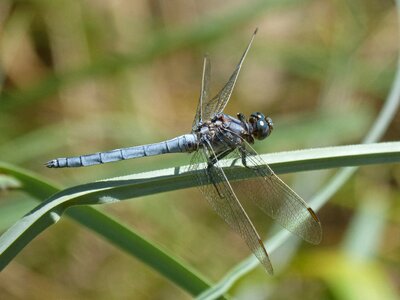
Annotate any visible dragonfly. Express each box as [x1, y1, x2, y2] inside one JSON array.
[[46, 29, 322, 274]]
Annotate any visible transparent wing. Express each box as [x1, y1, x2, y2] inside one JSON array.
[[202, 29, 258, 121], [189, 143, 273, 274], [224, 145, 322, 245], [192, 55, 211, 131]]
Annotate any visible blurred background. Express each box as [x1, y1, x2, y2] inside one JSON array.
[[0, 0, 399, 299]]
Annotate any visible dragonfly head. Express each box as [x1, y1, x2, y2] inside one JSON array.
[[249, 112, 273, 140]]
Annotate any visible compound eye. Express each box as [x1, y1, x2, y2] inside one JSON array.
[[249, 113, 273, 140], [251, 112, 265, 120], [253, 118, 271, 140]]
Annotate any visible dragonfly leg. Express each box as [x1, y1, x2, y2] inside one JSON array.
[[207, 148, 234, 198], [237, 113, 253, 143], [206, 163, 225, 198], [208, 148, 234, 165], [237, 112, 246, 122], [239, 146, 249, 167]]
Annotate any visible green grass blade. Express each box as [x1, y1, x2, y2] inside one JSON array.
[[0, 163, 60, 198], [66, 207, 212, 295], [258, 142, 400, 174], [1, 142, 399, 273], [0, 162, 212, 296]]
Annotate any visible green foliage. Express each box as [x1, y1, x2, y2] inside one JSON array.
[[0, 0, 399, 299], [0, 163, 211, 296], [1, 143, 399, 297]]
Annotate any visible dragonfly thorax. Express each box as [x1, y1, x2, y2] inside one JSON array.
[[194, 114, 247, 148]]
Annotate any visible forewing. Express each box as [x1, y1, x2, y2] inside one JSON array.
[[224, 146, 322, 245], [192, 55, 211, 131], [189, 146, 273, 274], [203, 29, 258, 121]]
